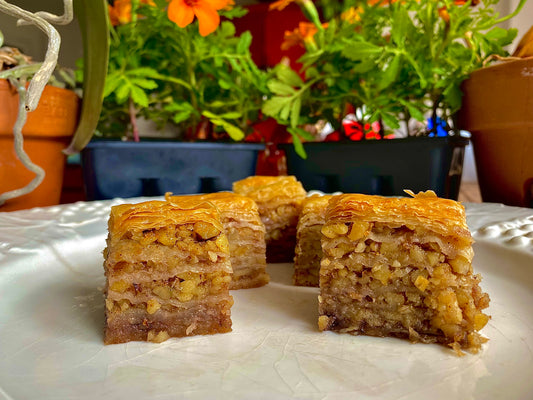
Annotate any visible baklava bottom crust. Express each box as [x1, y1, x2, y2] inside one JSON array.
[[104, 298, 233, 345]]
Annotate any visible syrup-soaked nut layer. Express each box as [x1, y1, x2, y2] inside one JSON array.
[[105, 291, 233, 314], [125, 224, 225, 249], [294, 224, 323, 287], [229, 268, 270, 290], [320, 194, 490, 352], [322, 223, 349, 239], [321, 227, 472, 276], [226, 227, 264, 246], [108, 198, 224, 245], [105, 227, 231, 278], [109, 271, 232, 303], [194, 221, 221, 240]]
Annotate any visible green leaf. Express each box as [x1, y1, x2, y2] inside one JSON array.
[[290, 96, 301, 128], [279, 100, 292, 121], [351, 59, 377, 73], [484, 27, 509, 41], [130, 78, 158, 90], [289, 126, 314, 141], [115, 83, 131, 104], [172, 109, 193, 124], [103, 73, 122, 97], [377, 54, 401, 91], [130, 85, 149, 107], [341, 40, 383, 61], [207, 118, 245, 141], [237, 31, 252, 53], [443, 83, 463, 113], [262, 96, 290, 117], [391, 7, 410, 47], [219, 111, 242, 119], [403, 102, 425, 122], [128, 67, 162, 79], [218, 79, 232, 90], [380, 112, 400, 130], [201, 110, 219, 119], [267, 80, 295, 96], [287, 128, 307, 159], [276, 64, 304, 87]]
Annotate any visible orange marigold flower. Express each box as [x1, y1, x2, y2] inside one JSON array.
[[167, 0, 233, 37], [341, 7, 363, 24], [108, 0, 132, 26], [269, 0, 298, 11], [440, 0, 479, 23], [281, 21, 328, 50], [108, 0, 155, 26]]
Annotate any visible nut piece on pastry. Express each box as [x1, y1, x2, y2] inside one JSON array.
[[170, 192, 269, 290], [293, 194, 333, 287], [103, 197, 233, 344], [233, 176, 306, 263], [318, 192, 490, 354]]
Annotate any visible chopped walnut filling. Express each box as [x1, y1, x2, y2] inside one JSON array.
[[319, 220, 490, 352], [109, 270, 232, 303]]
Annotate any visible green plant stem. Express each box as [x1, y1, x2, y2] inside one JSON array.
[[493, 0, 528, 25], [0, 63, 41, 79], [129, 97, 140, 141]]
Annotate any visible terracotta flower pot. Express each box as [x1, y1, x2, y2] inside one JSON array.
[[457, 58, 533, 208], [0, 79, 80, 212]]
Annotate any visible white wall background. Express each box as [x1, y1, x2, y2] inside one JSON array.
[[0, 0, 82, 68], [495, 0, 533, 48]]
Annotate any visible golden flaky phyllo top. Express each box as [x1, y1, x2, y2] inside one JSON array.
[[232, 176, 306, 203], [109, 196, 223, 240], [184, 192, 259, 214], [169, 192, 263, 226], [326, 191, 471, 239], [301, 194, 333, 215]]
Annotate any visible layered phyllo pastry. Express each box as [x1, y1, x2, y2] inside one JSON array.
[[318, 191, 490, 353], [173, 192, 269, 290], [293, 194, 333, 287], [103, 197, 233, 344], [233, 176, 306, 263]]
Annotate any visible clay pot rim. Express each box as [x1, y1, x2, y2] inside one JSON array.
[[0, 77, 78, 99]]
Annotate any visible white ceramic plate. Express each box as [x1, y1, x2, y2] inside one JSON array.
[[0, 200, 532, 400]]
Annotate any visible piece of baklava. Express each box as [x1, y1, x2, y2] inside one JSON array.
[[233, 176, 306, 263], [103, 197, 233, 344], [171, 192, 269, 290], [318, 191, 490, 353], [293, 194, 333, 287]]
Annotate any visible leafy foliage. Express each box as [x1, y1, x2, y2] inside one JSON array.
[[264, 0, 524, 139], [98, 0, 270, 141]]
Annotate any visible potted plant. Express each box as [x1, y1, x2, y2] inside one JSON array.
[[457, 26, 533, 208], [0, 0, 108, 211], [262, 0, 526, 199], [70, 0, 271, 200]]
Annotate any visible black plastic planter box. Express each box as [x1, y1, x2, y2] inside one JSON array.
[[280, 136, 469, 200], [81, 141, 265, 200]]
